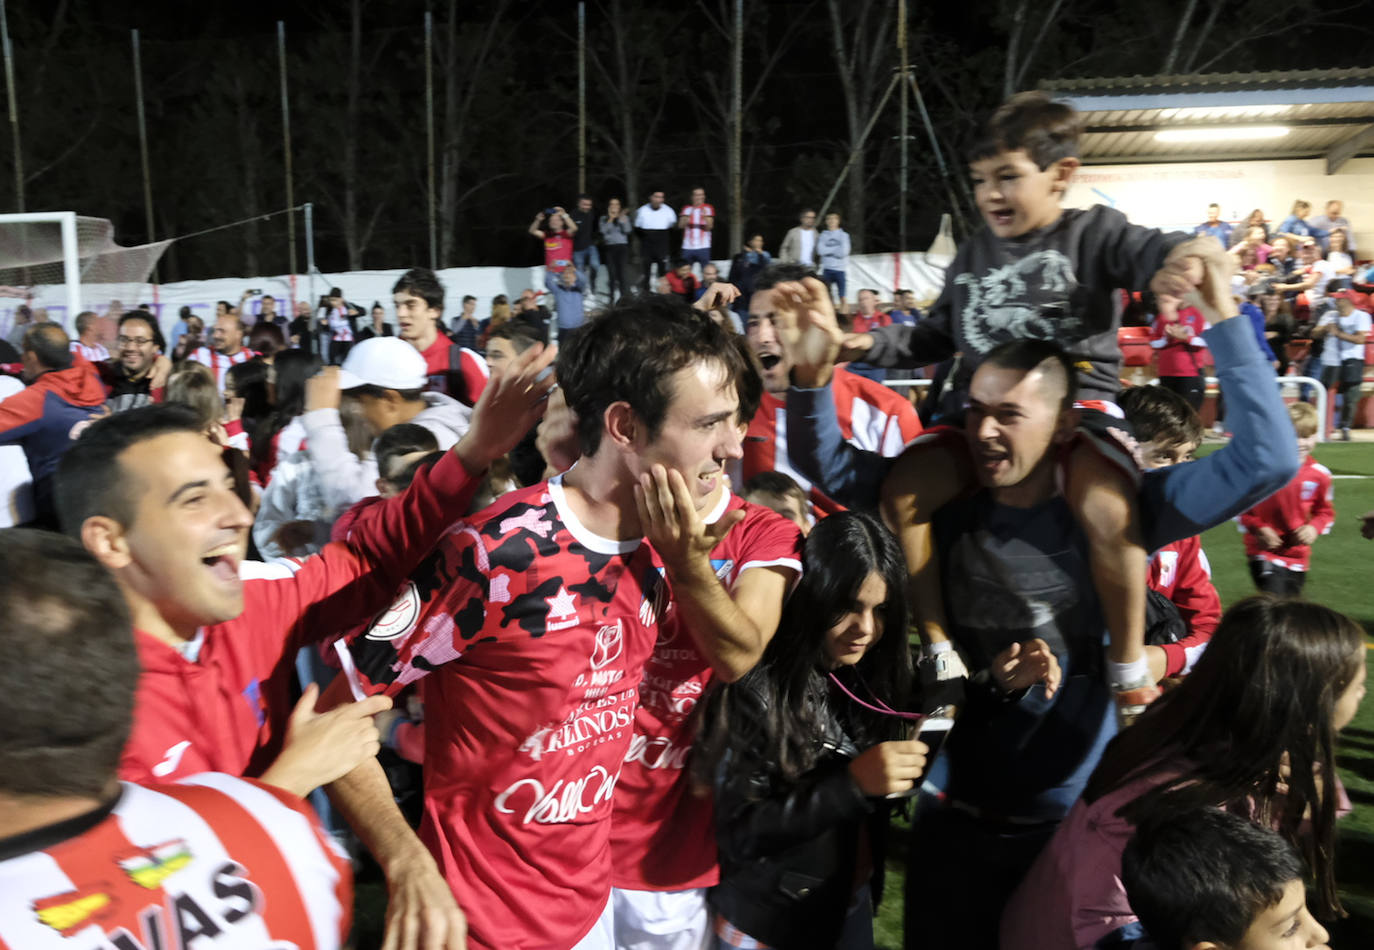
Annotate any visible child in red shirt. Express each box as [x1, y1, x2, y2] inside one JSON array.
[[1239, 401, 1334, 596]]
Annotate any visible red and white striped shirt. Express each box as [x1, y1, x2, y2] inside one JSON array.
[[0, 775, 351, 950], [69, 340, 110, 363], [188, 347, 256, 395], [680, 203, 715, 250]]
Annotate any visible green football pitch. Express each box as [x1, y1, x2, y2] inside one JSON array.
[[876, 440, 1374, 948]]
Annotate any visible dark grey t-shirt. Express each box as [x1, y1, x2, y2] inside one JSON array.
[[865, 205, 1190, 402]]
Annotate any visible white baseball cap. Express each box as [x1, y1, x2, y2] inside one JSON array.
[[337, 337, 428, 391]]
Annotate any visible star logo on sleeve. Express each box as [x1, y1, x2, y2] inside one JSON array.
[[546, 584, 580, 632]]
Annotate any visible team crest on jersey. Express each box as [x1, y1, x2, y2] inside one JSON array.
[[366, 582, 422, 641], [1300, 480, 1318, 501], [590, 622, 624, 670], [1155, 550, 1179, 589]]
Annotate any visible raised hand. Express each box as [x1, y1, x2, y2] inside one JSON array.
[[454, 342, 558, 474], [768, 277, 845, 387]]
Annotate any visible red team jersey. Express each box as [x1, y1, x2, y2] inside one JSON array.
[[680, 204, 715, 250], [336, 475, 669, 950], [418, 336, 489, 407], [118, 449, 481, 784], [610, 494, 803, 892], [1239, 454, 1334, 572], [0, 775, 350, 950], [1147, 535, 1221, 677], [743, 366, 922, 499]]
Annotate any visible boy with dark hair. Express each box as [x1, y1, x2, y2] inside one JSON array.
[[1239, 401, 1333, 597], [1122, 808, 1329, 950], [0, 529, 354, 950], [485, 320, 544, 374], [836, 89, 1227, 722], [742, 469, 811, 534], [1118, 385, 1220, 681], [392, 266, 489, 406]]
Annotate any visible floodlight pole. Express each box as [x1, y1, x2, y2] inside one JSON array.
[[132, 30, 157, 284], [304, 201, 316, 313], [0, 0, 23, 212], [425, 10, 437, 270], [278, 21, 298, 288], [729, 0, 743, 252], [577, 2, 586, 194], [897, 0, 908, 253]]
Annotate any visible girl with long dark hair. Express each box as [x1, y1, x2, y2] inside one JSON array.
[[699, 510, 921, 950], [1001, 596, 1367, 949], [250, 348, 322, 485]]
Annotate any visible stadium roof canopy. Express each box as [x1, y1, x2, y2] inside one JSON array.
[[1040, 68, 1374, 172]]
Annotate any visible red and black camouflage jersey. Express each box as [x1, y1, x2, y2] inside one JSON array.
[[333, 474, 664, 950]]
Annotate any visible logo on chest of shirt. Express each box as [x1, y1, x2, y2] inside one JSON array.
[[546, 584, 580, 632], [639, 565, 671, 629], [590, 621, 624, 669], [957, 250, 1083, 354], [1155, 550, 1179, 589], [366, 582, 422, 641]]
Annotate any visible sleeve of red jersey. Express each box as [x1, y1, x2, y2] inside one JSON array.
[[0, 384, 42, 441], [329, 524, 489, 700], [1148, 315, 1169, 347], [241, 448, 481, 664], [1238, 503, 1266, 533], [1159, 544, 1221, 678], [1309, 467, 1335, 536], [733, 504, 804, 579]]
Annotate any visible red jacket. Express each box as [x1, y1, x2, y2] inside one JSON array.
[[1147, 534, 1221, 677], [0, 354, 105, 483], [1149, 306, 1209, 377], [1238, 455, 1334, 572], [120, 449, 481, 783]]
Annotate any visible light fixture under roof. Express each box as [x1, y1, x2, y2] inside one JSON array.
[[1155, 126, 1291, 143]]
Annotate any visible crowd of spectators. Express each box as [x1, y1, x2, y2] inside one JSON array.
[[1, 88, 1373, 950]]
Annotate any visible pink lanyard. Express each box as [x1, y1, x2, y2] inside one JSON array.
[[827, 671, 922, 721]]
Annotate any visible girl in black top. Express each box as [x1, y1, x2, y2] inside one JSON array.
[[698, 510, 922, 950]]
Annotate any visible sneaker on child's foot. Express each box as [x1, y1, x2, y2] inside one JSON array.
[[1113, 676, 1162, 728], [1341, 427, 1352, 441]]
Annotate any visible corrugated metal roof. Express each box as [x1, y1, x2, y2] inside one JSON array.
[[1042, 68, 1374, 94], [1037, 69, 1374, 165]]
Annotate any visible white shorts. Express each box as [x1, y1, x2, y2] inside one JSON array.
[[571, 893, 616, 950], [612, 886, 711, 950]]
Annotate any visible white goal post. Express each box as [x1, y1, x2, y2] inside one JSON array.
[[0, 211, 81, 330]]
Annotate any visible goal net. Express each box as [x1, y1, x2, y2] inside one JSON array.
[[0, 213, 171, 345]]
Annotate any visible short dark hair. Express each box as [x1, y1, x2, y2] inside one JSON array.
[[23, 321, 73, 370], [375, 423, 440, 480], [558, 294, 750, 456], [969, 90, 1082, 170], [392, 267, 445, 312], [74, 310, 98, 335], [347, 383, 425, 404], [488, 321, 542, 353], [742, 470, 807, 509], [55, 404, 207, 534], [753, 262, 817, 292], [462, 294, 476, 304], [1118, 385, 1203, 452], [248, 321, 285, 358], [119, 310, 165, 351], [0, 529, 138, 797], [1123, 808, 1305, 950], [980, 338, 1076, 410], [389, 449, 445, 493]]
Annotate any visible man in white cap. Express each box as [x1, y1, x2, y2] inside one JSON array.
[[303, 336, 473, 513]]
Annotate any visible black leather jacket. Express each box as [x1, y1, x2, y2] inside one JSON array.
[[709, 673, 890, 949]]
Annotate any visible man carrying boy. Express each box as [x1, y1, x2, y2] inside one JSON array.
[[830, 90, 1224, 720], [1239, 401, 1333, 597]]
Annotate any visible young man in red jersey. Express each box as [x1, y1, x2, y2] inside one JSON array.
[[1239, 401, 1334, 596], [0, 529, 353, 950], [393, 266, 489, 406], [329, 296, 800, 950]]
